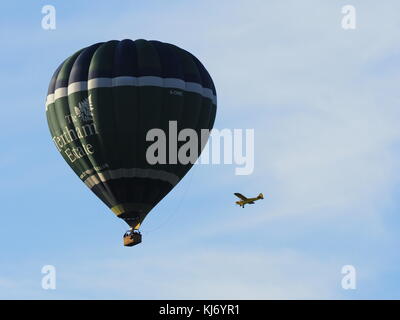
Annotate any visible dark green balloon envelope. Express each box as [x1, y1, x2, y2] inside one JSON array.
[[46, 39, 217, 230]]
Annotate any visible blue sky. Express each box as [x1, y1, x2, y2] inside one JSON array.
[[1, 0, 400, 299]]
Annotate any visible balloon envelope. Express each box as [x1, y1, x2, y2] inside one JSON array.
[[46, 39, 217, 229]]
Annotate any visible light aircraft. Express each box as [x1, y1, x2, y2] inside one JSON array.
[[234, 193, 264, 208]]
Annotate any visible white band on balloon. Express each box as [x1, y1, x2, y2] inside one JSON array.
[[83, 168, 180, 189], [45, 76, 217, 110]]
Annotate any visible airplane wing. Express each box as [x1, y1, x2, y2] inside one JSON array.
[[234, 193, 248, 200]]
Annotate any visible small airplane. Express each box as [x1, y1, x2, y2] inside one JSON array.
[[234, 193, 264, 208]]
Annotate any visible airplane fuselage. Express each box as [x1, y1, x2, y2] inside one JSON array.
[[234, 193, 264, 208], [235, 193, 264, 208], [236, 198, 257, 207]]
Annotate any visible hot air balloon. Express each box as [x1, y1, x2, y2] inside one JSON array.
[[45, 39, 217, 246]]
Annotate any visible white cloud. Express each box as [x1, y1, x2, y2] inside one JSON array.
[[55, 248, 339, 299], [175, 1, 400, 239]]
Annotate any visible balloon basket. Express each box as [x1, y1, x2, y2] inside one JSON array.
[[123, 230, 142, 247]]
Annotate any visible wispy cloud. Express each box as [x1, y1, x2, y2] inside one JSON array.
[[40, 248, 340, 299], [1, 0, 400, 299]]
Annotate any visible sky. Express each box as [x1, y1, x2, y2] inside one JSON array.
[[1, 0, 400, 299]]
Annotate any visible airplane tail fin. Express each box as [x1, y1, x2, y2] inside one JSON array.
[[258, 193, 264, 199]]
